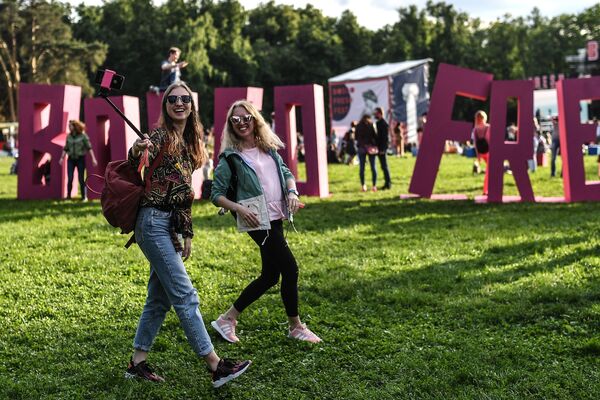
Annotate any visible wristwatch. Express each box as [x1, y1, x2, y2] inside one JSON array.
[[287, 188, 299, 197]]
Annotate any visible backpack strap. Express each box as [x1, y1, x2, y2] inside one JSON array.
[[143, 140, 168, 193], [225, 154, 238, 218]]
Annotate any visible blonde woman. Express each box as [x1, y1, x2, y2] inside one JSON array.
[[210, 100, 322, 344], [471, 110, 490, 195], [126, 83, 251, 387]]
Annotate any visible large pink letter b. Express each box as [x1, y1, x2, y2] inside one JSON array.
[[17, 84, 81, 199], [409, 64, 493, 197], [274, 84, 329, 197], [557, 77, 600, 202]]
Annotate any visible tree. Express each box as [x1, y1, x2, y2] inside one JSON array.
[[0, 0, 107, 122]]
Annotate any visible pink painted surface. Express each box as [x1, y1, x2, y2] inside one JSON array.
[[487, 80, 535, 202], [146, 91, 199, 131], [409, 64, 493, 197], [557, 77, 600, 201], [17, 83, 81, 199], [84, 96, 141, 199], [274, 84, 329, 197], [213, 87, 263, 161], [400, 193, 468, 200]]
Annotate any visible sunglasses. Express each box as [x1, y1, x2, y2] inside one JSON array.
[[166, 95, 192, 104], [230, 114, 254, 125]]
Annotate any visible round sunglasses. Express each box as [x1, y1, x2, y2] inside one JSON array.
[[230, 114, 254, 125], [166, 95, 192, 104]]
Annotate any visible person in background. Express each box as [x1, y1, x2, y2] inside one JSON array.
[[355, 114, 378, 192], [159, 47, 188, 91], [327, 128, 340, 163], [471, 110, 490, 195], [342, 121, 358, 165], [126, 82, 251, 387], [550, 116, 560, 177], [58, 120, 97, 200], [373, 107, 391, 190], [210, 100, 322, 344]]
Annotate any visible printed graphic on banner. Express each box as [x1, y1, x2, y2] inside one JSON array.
[[330, 78, 389, 137], [392, 64, 430, 143]]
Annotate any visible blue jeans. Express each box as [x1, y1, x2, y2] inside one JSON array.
[[67, 157, 86, 199], [358, 151, 377, 186], [377, 152, 391, 186], [133, 207, 214, 357]]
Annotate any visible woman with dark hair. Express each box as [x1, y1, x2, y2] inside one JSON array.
[[209, 100, 322, 344], [58, 120, 97, 200], [355, 114, 378, 192], [125, 82, 251, 387]]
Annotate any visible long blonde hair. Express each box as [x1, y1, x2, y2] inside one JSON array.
[[157, 82, 207, 169], [220, 100, 285, 153]]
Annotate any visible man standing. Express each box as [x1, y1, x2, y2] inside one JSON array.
[[159, 47, 188, 90], [374, 107, 392, 189], [550, 116, 560, 178]]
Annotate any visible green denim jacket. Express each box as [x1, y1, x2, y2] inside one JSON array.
[[210, 147, 295, 217]]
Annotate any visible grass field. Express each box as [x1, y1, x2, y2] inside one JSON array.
[[0, 153, 599, 399]]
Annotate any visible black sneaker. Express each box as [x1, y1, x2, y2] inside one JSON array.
[[211, 358, 251, 388], [124, 358, 165, 382]]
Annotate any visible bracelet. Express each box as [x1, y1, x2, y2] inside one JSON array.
[[287, 188, 299, 197]]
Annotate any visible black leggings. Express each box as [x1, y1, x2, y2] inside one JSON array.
[[233, 219, 299, 317]]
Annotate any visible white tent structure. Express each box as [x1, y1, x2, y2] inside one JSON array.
[[328, 58, 432, 142]]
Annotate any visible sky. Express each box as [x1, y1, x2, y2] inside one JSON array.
[[70, 1, 598, 31]]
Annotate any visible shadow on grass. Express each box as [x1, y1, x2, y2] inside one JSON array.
[[0, 198, 100, 223], [305, 231, 600, 327]]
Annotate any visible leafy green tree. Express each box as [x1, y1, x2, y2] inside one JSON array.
[[0, 0, 106, 122]]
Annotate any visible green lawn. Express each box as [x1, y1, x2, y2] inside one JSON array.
[[0, 154, 599, 399]]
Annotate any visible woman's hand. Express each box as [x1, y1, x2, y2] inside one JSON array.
[[236, 204, 260, 228], [182, 237, 192, 261], [132, 136, 153, 158], [288, 192, 302, 214]]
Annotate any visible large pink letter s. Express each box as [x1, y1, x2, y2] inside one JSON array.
[[274, 84, 329, 197], [409, 64, 493, 197], [17, 84, 81, 199], [487, 80, 535, 202], [557, 76, 600, 202]]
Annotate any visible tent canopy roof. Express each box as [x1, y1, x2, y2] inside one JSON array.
[[328, 58, 432, 83]]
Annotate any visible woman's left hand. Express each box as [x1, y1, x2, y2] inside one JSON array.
[[182, 237, 192, 261], [288, 193, 302, 214]]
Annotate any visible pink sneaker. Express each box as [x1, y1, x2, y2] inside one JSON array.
[[211, 315, 239, 343], [288, 324, 322, 343]]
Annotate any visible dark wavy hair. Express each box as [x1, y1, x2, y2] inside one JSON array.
[[157, 82, 207, 169]]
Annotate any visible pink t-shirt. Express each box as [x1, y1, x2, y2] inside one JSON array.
[[241, 147, 286, 221]]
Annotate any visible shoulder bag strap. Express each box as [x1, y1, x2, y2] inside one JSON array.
[[144, 140, 168, 192]]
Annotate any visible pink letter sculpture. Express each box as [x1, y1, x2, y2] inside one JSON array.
[[409, 64, 493, 197], [486, 80, 535, 202], [17, 83, 81, 199], [557, 76, 600, 202], [274, 84, 329, 197], [84, 96, 141, 199]]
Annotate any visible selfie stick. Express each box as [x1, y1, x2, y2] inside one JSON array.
[[98, 93, 146, 140], [96, 69, 146, 140]]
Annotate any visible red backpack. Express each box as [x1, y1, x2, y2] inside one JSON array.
[[89, 144, 166, 247]]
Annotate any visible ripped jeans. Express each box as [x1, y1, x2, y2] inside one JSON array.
[[132, 207, 213, 357]]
